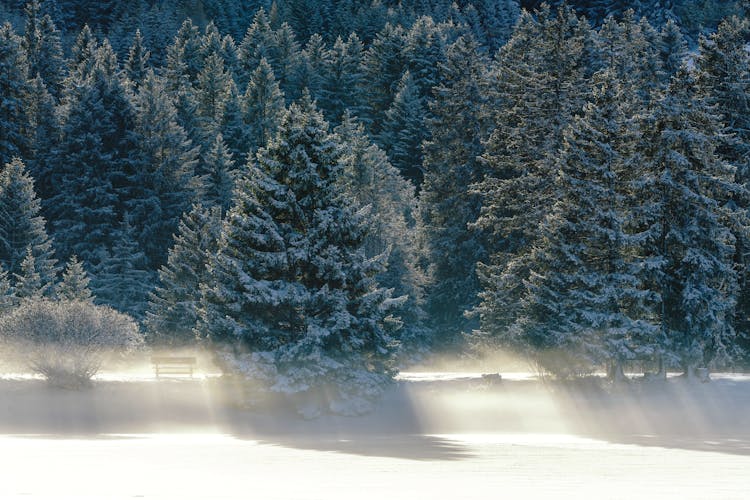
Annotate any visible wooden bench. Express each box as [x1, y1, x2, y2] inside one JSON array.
[[151, 356, 197, 378]]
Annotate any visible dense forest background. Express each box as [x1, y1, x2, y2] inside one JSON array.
[[1, 0, 750, 407]]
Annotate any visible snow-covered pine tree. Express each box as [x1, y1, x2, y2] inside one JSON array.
[[220, 79, 247, 164], [128, 70, 199, 268], [55, 255, 93, 302], [596, 11, 662, 108], [485, 70, 657, 378], [164, 19, 202, 88], [0, 158, 57, 288], [296, 33, 329, 103], [13, 247, 49, 299], [124, 29, 150, 91], [272, 22, 302, 100], [473, 4, 595, 333], [221, 33, 240, 77], [22, 0, 65, 98], [237, 7, 278, 89], [420, 34, 490, 348], [91, 219, 155, 320], [49, 40, 137, 266], [0, 22, 30, 167], [640, 66, 744, 376], [320, 33, 364, 123], [695, 16, 750, 351], [471, 0, 521, 52], [377, 70, 427, 187], [335, 113, 427, 358], [146, 204, 222, 346], [242, 57, 285, 154], [194, 51, 231, 146], [657, 19, 688, 85], [403, 16, 445, 100], [200, 133, 236, 212], [0, 265, 13, 314], [199, 95, 400, 415], [359, 22, 406, 134], [21, 75, 59, 202], [68, 24, 98, 82]]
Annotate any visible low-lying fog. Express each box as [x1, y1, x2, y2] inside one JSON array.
[[0, 354, 748, 499]]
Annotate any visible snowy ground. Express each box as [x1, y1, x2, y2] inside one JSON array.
[[0, 370, 749, 499]]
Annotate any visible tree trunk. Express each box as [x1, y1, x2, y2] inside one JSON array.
[[608, 361, 626, 382]]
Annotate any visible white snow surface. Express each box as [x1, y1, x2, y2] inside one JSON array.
[[0, 371, 749, 499]]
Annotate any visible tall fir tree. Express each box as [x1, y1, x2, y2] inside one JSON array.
[[336, 113, 427, 357], [377, 70, 428, 187], [49, 40, 138, 266], [320, 33, 364, 123], [199, 133, 236, 212], [128, 70, 199, 268], [22, 75, 59, 202], [359, 22, 406, 134], [237, 7, 278, 89], [22, 0, 65, 98], [91, 219, 155, 320], [124, 29, 150, 91], [640, 67, 745, 375], [13, 246, 50, 299], [0, 22, 30, 167], [695, 16, 750, 353], [473, 5, 596, 332], [479, 70, 657, 378], [420, 34, 490, 347], [55, 254, 93, 302], [242, 57, 285, 154], [0, 158, 57, 288], [146, 204, 222, 346], [199, 96, 400, 413]]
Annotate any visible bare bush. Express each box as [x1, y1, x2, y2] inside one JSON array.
[[0, 299, 143, 387]]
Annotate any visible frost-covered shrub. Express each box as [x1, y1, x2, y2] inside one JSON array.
[[0, 299, 143, 387]]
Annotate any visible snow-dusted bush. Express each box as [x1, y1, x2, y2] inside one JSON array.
[[0, 299, 143, 387]]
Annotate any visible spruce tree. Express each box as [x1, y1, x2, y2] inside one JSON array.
[[68, 24, 98, 82], [49, 41, 137, 266], [695, 17, 750, 365], [56, 255, 93, 302], [199, 96, 399, 413], [194, 51, 231, 145], [0, 265, 14, 314], [200, 133, 236, 212], [420, 34, 489, 347], [164, 19, 202, 88], [13, 246, 49, 299], [129, 70, 199, 268], [296, 33, 329, 103], [359, 23, 406, 134], [378, 71, 427, 187], [482, 70, 657, 378], [146, 204, 222, 346], [336, 113, 426, 356], [473, 5, 595, 333], [237, 7, 278, 89], [321, 33, 364, 122], [640, 67, 744, 376], [124, 29, 150, 91], [23, 1, 65, 98], [22, 75, 59, 202], [220, 79, 247, 164], [242, 57, 285, 154], [91, 219, 154, 320], [0, 22, 30, 167], [0, 158, 57, 286]]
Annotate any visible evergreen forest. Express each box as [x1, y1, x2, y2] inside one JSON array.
[[1, 0, 750, 410]]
